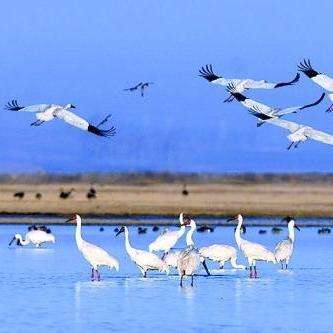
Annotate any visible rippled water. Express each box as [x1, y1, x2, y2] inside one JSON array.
[[1, 221, 332, 332]]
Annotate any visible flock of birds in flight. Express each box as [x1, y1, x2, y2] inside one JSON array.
[[6, 59, 333, 149], [200, 59, 333, 150], [9, 213, 301, 286]]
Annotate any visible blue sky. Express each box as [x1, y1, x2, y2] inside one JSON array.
[[0, 0, 332, 173]]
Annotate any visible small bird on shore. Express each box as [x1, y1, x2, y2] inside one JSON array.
[[66, 214, 119, 281], [227, 214, 276, 278], [59, 188, 75, 199], [5, 100, 116, 137], [199, 64, 299, 102], [275, 216, 300, 270], [13, 191, 25, 199]]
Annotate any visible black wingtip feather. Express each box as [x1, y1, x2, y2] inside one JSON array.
[[198, 64, 220, 82], [88, 125, 116, 137], [226, 83, 247, 101], [5, 99, 24, 111], [298, 59, 319, 78]]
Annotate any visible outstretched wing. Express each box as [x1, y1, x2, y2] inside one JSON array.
[[55, 109, 116, 137], [304, 127, 333, 145], [298, 59, 333, 92], [249, 108, 301, 132], [5, 100, 50, 113], [274, 93, 325, 116], [242, 73, 299, 90], [227, 83, 273, 112]]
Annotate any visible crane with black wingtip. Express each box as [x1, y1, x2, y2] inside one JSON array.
[[199, 64, 300, 102]]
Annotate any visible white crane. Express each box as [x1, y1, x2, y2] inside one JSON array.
[[226, 83, 325, 126], [275, 216, 300, 270], [227, 214, 276, 278], [199, 244, 245, 270], [199, 64, 300, 102], [116, 226, 168, 277], [164, 219, 211, 275], [66, 214, 119, 281], [298, 59, 333, 112], [9, 229, 55, 247], [176, 218, 210, 287], [148, 213, 187, 258], [249, 107, 333, 150], [5, 100, 116, 137]]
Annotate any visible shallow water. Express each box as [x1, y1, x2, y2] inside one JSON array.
[[1, 222, 332, 333]]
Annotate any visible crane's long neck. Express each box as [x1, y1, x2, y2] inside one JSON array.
[[288, 222, 295, 243], [75, 217, 83, 249], [124, 227, 133, 254], [235, 217, 243, 248], [178, 225, 186, 238], [186, 222, 196, 246]]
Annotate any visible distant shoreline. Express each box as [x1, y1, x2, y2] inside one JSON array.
[[1, 174, 333, 218]]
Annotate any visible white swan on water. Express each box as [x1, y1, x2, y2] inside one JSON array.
[[66, 214, 119, 281], [116, 226, 169, 277], [275, 216, 300, 270], [9, 229, 55, 247], [227, 214, 276, 278]]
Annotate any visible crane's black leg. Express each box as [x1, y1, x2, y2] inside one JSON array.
[[249, 266, 253, 278], [325, 103, 333, 112], [191, 275, 194, 287], [202, 260, 211, 276], [31, 120, 45, 126], [91, 268, 95, 281], [180, 272, 184, 287], [254, 266, 258, 278], [287, 142, 294, 150]]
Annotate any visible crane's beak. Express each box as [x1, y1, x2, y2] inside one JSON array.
[[65, 216, 76, 223], [115, 227, 125, 237], [226, 216, 237, 222], [8, 236, 16, 246], [295, 225, 300, 231]]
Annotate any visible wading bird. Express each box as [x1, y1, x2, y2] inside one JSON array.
[[199, 64, 300, 102], [66, 214, 119, 281], [199, 244, 245, 270], [5, 100, 116, 137], [116, 226, 169, 277], [176, 218, 210, 287], [148, 213, 187, 258], [9, 228, 55, 247], [249, 108, 333, 150], [226, 83, 325, 126], [227, 214, 276, 278], [164, 219, 211, 275], [298, 59, 333, 112], [275, 216, 300, 270]]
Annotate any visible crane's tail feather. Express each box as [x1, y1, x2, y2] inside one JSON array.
[[198, 64, 220, 82], [5, 99, 24, 111]]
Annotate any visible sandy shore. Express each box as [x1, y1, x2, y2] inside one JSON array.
[[1, 180, 333, 217]]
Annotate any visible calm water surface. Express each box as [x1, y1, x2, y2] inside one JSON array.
[[0, 220, 332, 333]]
